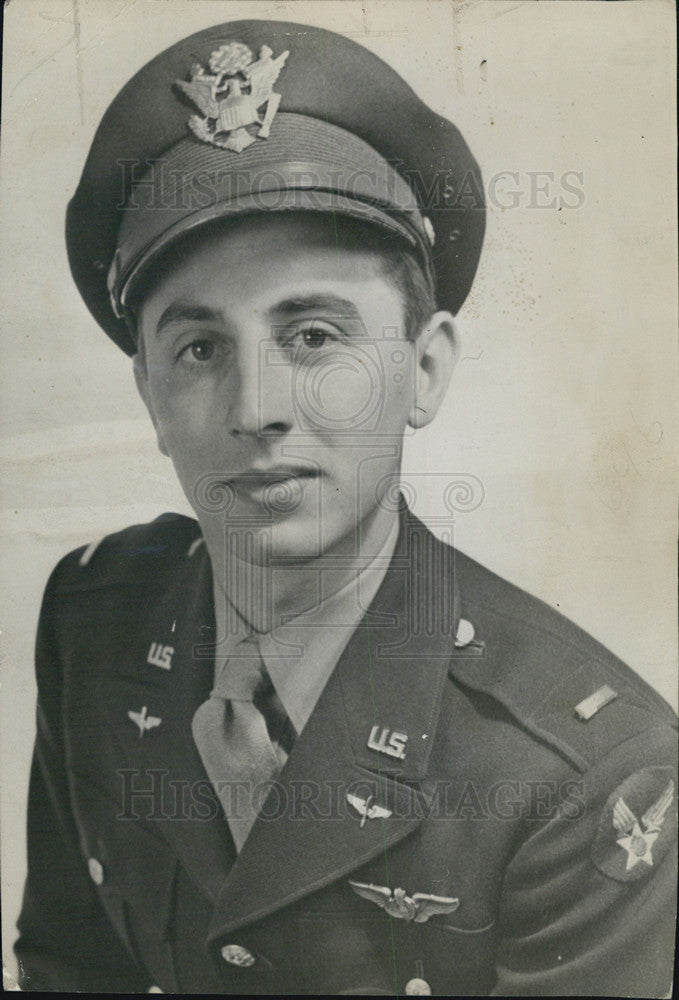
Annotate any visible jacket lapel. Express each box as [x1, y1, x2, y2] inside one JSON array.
[[208, 509, 461, 940], [108, 543, 236, 900]]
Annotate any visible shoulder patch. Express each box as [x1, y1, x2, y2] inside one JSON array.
[[591, 767, 677, 882]]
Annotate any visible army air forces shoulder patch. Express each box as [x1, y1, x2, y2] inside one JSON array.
[[591, 767, 677, 882]]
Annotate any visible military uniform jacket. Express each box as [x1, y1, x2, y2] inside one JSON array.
[[15, 508, 677, 995]]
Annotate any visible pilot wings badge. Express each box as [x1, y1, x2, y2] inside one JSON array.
[[175, 42, 289, 152], [349, 881, 459, 924], [613, 780, 675, 871]]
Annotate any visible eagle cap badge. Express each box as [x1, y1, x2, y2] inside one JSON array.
[[592, 767, 676, 882], [175, 42, 289, 153]]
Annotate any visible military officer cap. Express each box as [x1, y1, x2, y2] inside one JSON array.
[[67, 19, 485, 356]]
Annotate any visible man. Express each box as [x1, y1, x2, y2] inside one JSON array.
[[14, 17, 676, 996]]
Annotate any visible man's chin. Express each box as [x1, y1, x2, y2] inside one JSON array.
[[195, 507, 331, 566], [250, 517, 337, 565], [190, 479, 381, 566]]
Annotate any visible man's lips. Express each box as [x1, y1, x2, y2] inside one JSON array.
[[224, 465, 320, 491]]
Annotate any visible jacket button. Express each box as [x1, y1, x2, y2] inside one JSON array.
[[454, 618, 475, 647], [405, 978, 431, 996], [87, 857, 104, 885], [220, 944, 256, 968]]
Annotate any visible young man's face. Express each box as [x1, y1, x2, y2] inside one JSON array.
[[136, 212, 451, 563]]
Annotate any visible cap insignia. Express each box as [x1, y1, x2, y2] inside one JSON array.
[[175, 42, 289, 153]]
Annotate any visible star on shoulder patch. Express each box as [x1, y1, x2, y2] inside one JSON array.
[[592, 767, 677, 882]]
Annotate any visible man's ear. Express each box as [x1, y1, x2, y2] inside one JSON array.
[[407, 311, 460, 429], [133, 353, 170, 457]]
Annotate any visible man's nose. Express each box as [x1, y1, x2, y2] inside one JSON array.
[[228, 339, 294, 438]]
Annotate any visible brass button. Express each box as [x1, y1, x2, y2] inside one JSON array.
[[405, 978, 431, 996], [87, 857, 104, 885], [454, 617, 475, 648], [220, 943, 255, 968]]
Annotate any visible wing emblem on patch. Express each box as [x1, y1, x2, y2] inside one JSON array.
[[613, 780, 674, 870], [591, 767, 677, 882]]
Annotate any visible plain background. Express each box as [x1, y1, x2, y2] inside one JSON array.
[[1, 0, 677, 986]]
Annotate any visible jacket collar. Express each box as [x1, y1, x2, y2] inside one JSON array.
[[110, 504, 462, 926], [207, 504, 461, 940]]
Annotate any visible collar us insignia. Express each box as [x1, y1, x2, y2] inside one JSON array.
[[175, 42, 289, 153], [591, 768, 676, 882]]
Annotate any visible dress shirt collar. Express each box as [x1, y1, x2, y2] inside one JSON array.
[[212, 515, 400, 734]]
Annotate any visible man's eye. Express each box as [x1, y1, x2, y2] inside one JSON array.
[[178, 339, 215, 362], [292, 324, 341, 349]]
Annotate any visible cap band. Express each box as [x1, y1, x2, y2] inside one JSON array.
[[107, 113, 435, 317]]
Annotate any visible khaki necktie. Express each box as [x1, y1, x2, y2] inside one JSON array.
[[192, 636, 292, 851]]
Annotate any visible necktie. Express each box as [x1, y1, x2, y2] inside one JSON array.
[[191, 636, 292, 851]]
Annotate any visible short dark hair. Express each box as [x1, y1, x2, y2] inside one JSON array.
[[377, 245, 437, 342], [328, 215, 437, 342], [130, 212, 436, 361]]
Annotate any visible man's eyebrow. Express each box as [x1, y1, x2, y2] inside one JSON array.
[[155, 302, 224, 337], [268, 294, 362, 321]]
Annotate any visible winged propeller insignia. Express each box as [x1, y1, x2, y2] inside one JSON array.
[[349, 881, 459, 923], [127, 705, 162, 738], [346, 793, 392, 828]]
